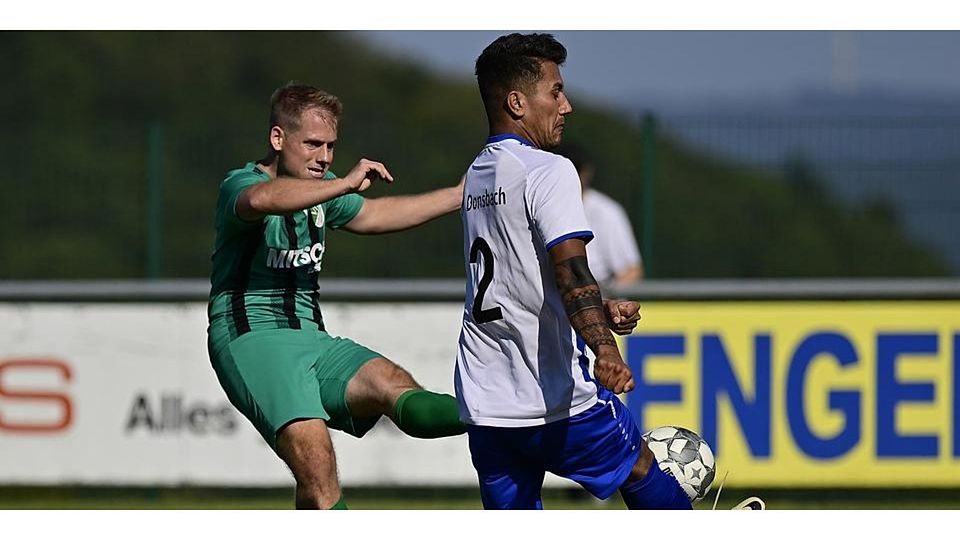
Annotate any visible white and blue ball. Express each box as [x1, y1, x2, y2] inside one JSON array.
[[642, 425, 716, 503]]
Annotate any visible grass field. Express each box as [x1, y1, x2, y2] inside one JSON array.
[[2, 487, 960, 510]]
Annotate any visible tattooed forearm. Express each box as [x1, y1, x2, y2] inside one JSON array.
[[555, 256, 617, 351], [571, 317, 617, 348]]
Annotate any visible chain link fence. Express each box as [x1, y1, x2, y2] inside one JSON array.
[[658, 115, 960, 271]]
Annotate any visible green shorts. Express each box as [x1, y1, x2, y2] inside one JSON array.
[[208, 328, 383, 450]]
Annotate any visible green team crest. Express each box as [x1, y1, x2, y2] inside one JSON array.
[[309, 205, 325, 228]]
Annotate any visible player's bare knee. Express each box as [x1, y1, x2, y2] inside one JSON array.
[[349, 357, 421, 414], [370, 357, 419, 388], [276, 419, 338, 481], [278, 424, 341, 509], [625, 440, 656, 483], [380, 359, 419, 392]]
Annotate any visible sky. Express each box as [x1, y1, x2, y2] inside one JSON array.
[[10, 3, 960, 112], [360, 30, 960, 270], [360, 31, 960, 111]]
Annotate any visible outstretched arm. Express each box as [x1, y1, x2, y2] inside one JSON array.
[[342, 175, 464, 235], [549, 238, 635, 394], [236, 159, 392, 221]]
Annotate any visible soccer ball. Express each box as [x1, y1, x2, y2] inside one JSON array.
[[642, 425, 716, 503]]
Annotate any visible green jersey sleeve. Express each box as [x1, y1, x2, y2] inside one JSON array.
[[321, 170, 365, 229], [218, 166, 268, 232]]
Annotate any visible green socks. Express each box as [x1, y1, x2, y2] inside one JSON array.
[[393, 389, 466, 438], [329, 496, 348, 510]]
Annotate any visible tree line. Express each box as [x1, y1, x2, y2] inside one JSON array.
[[0, 31, 947, 279]]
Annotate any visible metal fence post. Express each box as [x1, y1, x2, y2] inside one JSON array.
[[640, 113, 657, 278], [146, 123, 164, 279]]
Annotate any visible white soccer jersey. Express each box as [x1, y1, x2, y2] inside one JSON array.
[[583, 188, 643, 284], [456, 135, 600, 427]]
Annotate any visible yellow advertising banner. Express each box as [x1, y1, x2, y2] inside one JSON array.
[[623, 301, 960, 487]]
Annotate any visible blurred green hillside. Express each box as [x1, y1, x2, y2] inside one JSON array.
[[0, 31, 949, 279]]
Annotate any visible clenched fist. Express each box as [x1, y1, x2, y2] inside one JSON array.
[[604, 299, 641, 335], [593, 349, 635, 394]]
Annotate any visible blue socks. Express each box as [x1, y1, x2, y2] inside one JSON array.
[[619, 458, 693, 510]]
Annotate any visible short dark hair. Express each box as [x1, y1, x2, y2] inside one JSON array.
[[557, 143, 591, 173], [475, 33, 567, 111], [269, 82, 343, 132]]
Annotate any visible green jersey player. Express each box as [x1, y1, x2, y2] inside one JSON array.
[[207, 83, 465, 509]]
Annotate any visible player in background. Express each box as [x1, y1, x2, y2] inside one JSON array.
[[558, 143, 644, 285], [208, 83, 465, 510], [456, 33, 692, 510]]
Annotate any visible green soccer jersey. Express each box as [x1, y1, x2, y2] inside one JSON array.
[[208, 162, 363, 341]]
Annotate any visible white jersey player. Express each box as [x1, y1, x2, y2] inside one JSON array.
[[456, 134, 600, 426], [456, 33, 693, 510]]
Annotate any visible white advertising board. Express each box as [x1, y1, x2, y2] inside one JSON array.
[[0, 302, 580, 488]]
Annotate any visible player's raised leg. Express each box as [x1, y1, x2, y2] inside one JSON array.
[[543, 389, 691, 510], [276, 418, 347, 510], [618, 442, 692, 510], [345, 357, 465, 438]]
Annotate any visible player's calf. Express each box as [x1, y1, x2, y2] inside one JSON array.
[[276, 418, 344, 509], [393, 388, 466, 438], [619, 443, 692, 510], [346, 357, 465, 438], [345, 357, 419, 417]]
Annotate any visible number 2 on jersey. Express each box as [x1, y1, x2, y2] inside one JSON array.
[[469, 237, 504, 323]]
